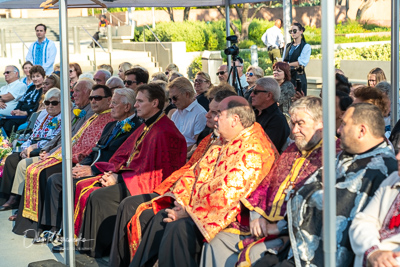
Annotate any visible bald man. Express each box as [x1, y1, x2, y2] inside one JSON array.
[[130, 96, 278, 267]]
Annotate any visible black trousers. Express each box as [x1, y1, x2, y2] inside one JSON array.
[[78, 182, 131, 258], [0, 118, 27, 136], [40, 173, 97, 232], [109, 193, 159, 267], [253, 240, 294, 267], [130, 210, 204, 267], [0, 152, 21, 203], [12, 162, 62, 236]]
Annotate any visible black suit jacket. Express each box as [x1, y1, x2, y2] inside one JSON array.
[[78, 116, 142, 175]]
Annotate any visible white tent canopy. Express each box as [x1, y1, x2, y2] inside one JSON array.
[[0, 0, 266, 8]]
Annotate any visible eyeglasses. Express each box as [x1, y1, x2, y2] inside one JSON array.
[[124, 80, 138, 86], [216, 71, 227, 76], [246, 72, 254, 77], [368, 79, 376, 82], [44, 100, 60, 106], [3, 71, 14, 75], [289, 29, 298, 34], [89, 95, 109, 101], [252, 90, 269, 95], [194, 79, 207, 84], [169, 95, 179, 102]]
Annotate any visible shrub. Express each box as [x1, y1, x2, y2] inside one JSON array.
[[187, 56, 202, 79], [311, 44, 391, 68]]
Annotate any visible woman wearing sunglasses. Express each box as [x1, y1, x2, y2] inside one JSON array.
[[244, 66, 264, 101], [0, 88, 62, 214], [273, 62, 295, 114], [282, 22, 311, 95]]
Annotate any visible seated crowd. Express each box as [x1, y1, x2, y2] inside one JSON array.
[[0, 54, 399, 267]]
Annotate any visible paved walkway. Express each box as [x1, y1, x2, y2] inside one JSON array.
[[0, 207, 110, 266], [0, 208, 61, 266]]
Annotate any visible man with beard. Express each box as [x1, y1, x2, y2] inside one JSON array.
[[200, 96, 341, 267], [253, 103, 397, 267]]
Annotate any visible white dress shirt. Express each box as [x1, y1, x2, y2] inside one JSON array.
[[0, 79, 27, 116], [171, 99, 207, 147], [261, 25, 284, 49]]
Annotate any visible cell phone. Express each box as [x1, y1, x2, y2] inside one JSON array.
[[296, 79, 302, 93]]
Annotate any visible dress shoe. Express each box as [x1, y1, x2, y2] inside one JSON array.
[[0, 205, 13, 211], [52, 245, 64, 253]]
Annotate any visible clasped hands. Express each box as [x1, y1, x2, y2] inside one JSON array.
[[72, 163, 93, 179], [98, 171, 118, 187], [163, 201, 189, 223], [20, 144, 37, 159], [250, 217, 279, 238], [368, 250, 400, 267]]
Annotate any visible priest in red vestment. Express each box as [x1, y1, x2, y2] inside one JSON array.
[[200, 96, 342, 267], [129, 96, 278, 267], [75, 83, 187, 257]]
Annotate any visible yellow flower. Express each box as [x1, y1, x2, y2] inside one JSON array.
[[73, 109, 82, 117], [122, 123, 132, 132]]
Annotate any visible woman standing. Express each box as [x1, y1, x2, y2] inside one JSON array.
[[194, 71, 212, 111], [21, 61, 33, 87], [273, 62, 295, 114], [283, 22, 311, 95], [243, 66, 264, 101]]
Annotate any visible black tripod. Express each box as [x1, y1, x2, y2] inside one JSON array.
[[226, 57, 245, 97]]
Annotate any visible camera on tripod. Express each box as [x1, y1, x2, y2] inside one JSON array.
[[224, 35, 240, 60]]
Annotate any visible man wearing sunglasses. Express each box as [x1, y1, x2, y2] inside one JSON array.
[[12, 84, 115, 236], [168, 77, 207, 152], [250, 77, 290, 153], [0, 65, 27, 116], [216, 65, 229, 83], [261, 19, 284, 64], [124, 67, 149, 92]]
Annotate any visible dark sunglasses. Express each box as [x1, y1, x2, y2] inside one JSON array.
[[246, 72, 254, 77], [165, 71, 169, 76], [44, 100, 60, 106], [3, 71, 13, 75], [69, 70, 74, 73], [216, 71, 226, 76], [169, 95, 179, 102], [194, 79, 206, 84], [89, 95, 109, 101], [252, 90, 269, 95], [289, 29, 298, 34], [124, 80, 138, 86]]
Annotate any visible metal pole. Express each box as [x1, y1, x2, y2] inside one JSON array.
[[152, 7, 156, 29], [73, 26, 81, 54], [283, 0, 293, 45], [391, 0, 399, 127], [321, 0, 336, 266], [107, 24, 113, 53], [1, 29, 6, 57], [59, 0, 74, 266], [93, 40, 97, 71], [225, 0, 231, 84], [8, 30, 12, 58]]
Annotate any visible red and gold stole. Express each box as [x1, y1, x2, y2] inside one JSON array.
[[126, 133, 215, 260], [22, 110, 112, 222]]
